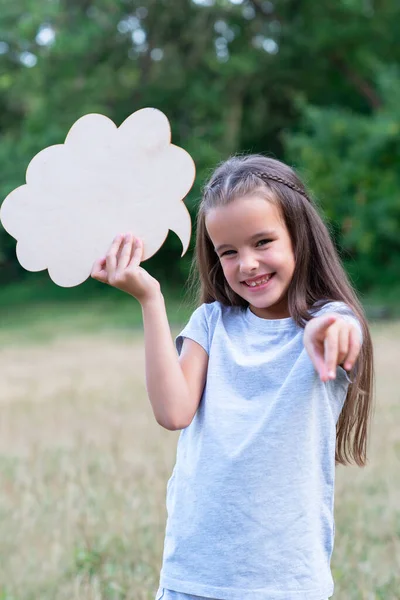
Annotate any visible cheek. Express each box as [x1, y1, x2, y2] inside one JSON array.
[[285, 256, 296, 284], [274, 242, 295, 271], [287, 248, 296, 272], [221, 261, 235, 282]]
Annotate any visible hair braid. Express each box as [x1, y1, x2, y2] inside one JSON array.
[[253, 171, 311, 202]]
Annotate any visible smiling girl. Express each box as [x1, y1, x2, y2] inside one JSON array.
[[92, 154, 374, 600]]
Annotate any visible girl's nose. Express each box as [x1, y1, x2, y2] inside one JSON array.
[[239, 252, 259, 274]]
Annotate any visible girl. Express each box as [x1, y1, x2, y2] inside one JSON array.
[[91, 155, 374, 600]]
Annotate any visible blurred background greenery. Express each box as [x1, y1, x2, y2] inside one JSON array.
[[0, 0, 399, 322]]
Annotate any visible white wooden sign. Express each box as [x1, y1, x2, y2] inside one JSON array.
[[0, 108, 195, 287]]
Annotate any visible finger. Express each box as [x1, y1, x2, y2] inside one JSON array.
[[337, 325, 350, 366], [313, 314, 338, 342], [324, 326, 339, 380], [106, 234, 124, 278], [128, 237, 144, 269], [117, 233, 134, 272], [309, 344, 329, 382], [91, 257, 108, 283], [91, 257, 105, 274], [344, 327, 361, 371]]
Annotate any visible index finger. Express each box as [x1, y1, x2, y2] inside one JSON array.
[[116, 233, 135, 272], [106, 233, 124, 276], [128, 237, 144, 269], [324, 328, 339, 380]]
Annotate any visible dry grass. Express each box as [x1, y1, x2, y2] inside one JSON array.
[[0, 332, 178, 600], [333, 323, 400, 599], [0, 323, 399, 599]]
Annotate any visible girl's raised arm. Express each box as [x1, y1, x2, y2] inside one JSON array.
[[142, 298, 208, 429], [91, 233, 207, 430]]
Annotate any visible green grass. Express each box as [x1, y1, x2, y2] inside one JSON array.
[[0, 278, 194, 344]]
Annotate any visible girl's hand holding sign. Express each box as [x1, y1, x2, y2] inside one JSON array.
[[91, 233, 161, 304]]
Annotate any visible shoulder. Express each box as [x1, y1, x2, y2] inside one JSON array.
[[187, 301, 245, 335], [189, 300, 219, 322], [176, 301, 233, 355], [191, 300, 240, 320], [309, 300, 358, 319], [182, 301, 223, 336]]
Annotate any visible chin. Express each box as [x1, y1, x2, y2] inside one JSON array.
[[251, 299, 278, 310], [247, 291, 281, 305]]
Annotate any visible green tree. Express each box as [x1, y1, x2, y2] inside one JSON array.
[[1, 0, 399, 291], [285, 69, 400, 292]]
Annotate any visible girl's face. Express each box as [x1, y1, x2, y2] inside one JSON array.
[[205, 194, 295, 319]]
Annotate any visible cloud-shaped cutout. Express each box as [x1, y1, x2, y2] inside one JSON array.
[[0, 108, 195, 287]]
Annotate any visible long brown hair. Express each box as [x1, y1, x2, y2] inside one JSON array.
[[187, 154, 374, 467]]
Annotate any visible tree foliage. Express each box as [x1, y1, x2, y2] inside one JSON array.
[[285, 69, 400, 292], [0, 0, 399, 291]]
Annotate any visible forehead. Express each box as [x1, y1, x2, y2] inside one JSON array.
[[205, 195, 284, 242]]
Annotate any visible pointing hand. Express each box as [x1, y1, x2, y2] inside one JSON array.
[[303, 314, 361, 382]]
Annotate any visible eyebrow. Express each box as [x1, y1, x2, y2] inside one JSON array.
[[215, 230, 277, 253]]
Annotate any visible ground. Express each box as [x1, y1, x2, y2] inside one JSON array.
[[0, 321, 399, 599]]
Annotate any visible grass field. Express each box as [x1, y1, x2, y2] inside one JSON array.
[[0, 302, 399, 599]]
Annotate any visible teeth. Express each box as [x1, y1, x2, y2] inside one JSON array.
[[246, 275, 272, 287]]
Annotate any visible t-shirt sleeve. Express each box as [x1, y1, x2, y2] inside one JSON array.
[[313, 301, 363, 344], [175, 303, 211, 356]]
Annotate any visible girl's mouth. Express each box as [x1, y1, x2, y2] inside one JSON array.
[[242, 273, 275, 291]]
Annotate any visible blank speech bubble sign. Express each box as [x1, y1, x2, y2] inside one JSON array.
[[0, 108, 195, 287]]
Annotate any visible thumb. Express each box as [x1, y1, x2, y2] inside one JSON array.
[[91, 257, 108, 283], [312, 314, 338, 341]]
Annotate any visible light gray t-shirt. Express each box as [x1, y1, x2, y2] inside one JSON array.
[[159, 301, 362, 600]]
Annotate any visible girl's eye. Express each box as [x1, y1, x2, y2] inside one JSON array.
[[220, 240, 272, 257]]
